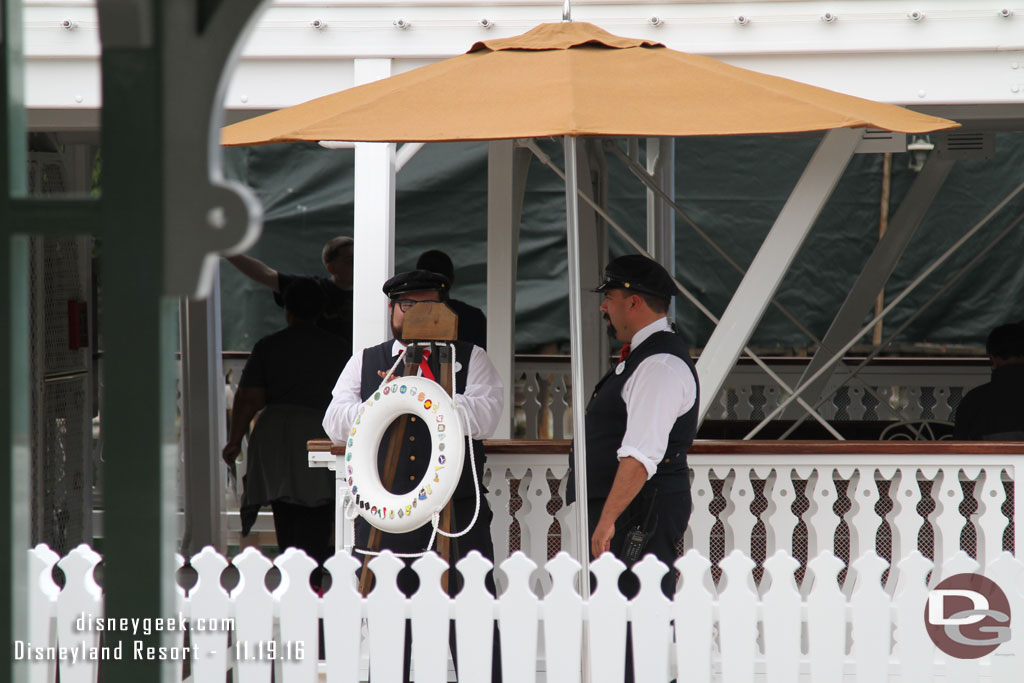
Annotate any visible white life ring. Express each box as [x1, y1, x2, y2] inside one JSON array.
[[344, 377, 465, 534]]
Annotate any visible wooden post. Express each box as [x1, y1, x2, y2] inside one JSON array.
[[358, 303, 459, 596]]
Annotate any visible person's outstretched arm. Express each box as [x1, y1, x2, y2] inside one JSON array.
[[225, 254, 280, 292]]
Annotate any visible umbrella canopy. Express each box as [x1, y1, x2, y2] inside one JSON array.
[[222, 21, 957, 146]]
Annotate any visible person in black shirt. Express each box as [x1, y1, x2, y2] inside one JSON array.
[[954, 322, 1024, 440], [416, 249, 488, 349], [223, 279, 350, 586], [226, 236, 354, 353]]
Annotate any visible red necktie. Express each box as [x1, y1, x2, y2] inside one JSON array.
[[619, 343, 631, 362], [419, 348, 435, 381]]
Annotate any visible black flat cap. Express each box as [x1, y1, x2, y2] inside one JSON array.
[[382, 269, 450, 298], [593, 254, 679, 299]]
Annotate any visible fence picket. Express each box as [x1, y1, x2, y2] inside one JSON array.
[[274, 549, 320, 683], [936, 551, 982, 683], [54, 544, 102, 683], [323, 550, 364, 683], [518, 466, 555, 593], [889, 468, 923, 569], [762, 468, 798, 558], [550, 374, 569, 440], [673, 552, 713, 683], [976, 467, 1008, 566], [761, 550, 801, 683], [629, 555, 672, 683], [28, 544, 60, 683], [806, 551, 847, 683], [27, 542, 1024, 683], [687, 467, 715, 560], [555, 478, 579, 562], [892, 551, 935, 683], [932, 468, 966, 565], [488, 464, 514, 566], [366, 551, 407, 683], [589, 553, 628, 683], [410, 553, 450, 683], [718, 551, 758, 683], [807, 469, 840, 560], [497, 552, 539, 683], [454, 551, 497, 683], [188, 546, 231, 683], [849, 552, 892, 683], [849, 470, 881, 561], [231, 546, 274, 683], [724, 469, 757, 557], [542, 552, 583, 683], [986, 552, 1024, 683]]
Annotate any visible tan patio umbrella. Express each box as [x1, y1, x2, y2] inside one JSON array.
[[221, 21, 958, 597], [222, 21, 957, 145]]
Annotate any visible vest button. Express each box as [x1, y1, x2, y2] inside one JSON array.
[[409, 436, 415, 441], [410, 475, 416, 481], [411, 416, 417, 422], [409, 455, 416, 461]]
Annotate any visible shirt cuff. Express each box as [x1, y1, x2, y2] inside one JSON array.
[[616, 447, 658, 480]]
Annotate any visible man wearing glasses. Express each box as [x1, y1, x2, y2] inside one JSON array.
[[322, 270, 504, 681]]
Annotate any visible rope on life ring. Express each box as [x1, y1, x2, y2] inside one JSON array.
[[345, 375, 465, 534]]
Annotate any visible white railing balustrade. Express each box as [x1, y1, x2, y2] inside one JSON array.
[[482, 443, 1021, 588], [26, 544, 1024, 682], [224, 356, 992, 442]]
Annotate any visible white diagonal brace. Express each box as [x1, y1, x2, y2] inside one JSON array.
[[794, 155, 954, 414], [696, 128, 861, 422], [747, 179, 1024, 438], [606, 140, 822, 347], [772, 205, 1024, 440], [520, 139, 843, 438]]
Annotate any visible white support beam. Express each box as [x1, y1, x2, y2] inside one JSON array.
[[696, 128, 861, 422], [796, 155, 955, 407], [352, 59, 396, 353], [646, 137, 675, 318], [486, 140, 530, 438], [181, 265, 226, 555]]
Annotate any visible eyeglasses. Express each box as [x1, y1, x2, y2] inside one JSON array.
[[392, 298, 438, 312]]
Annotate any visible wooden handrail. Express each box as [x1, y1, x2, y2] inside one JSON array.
[[309, 438, 1024, 456]]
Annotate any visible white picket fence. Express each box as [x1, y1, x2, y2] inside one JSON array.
[[25, 543, 1024, 683]]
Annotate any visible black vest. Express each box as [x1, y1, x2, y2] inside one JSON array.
[[567, 330, 698, 503], [359, 340, 486, 501]]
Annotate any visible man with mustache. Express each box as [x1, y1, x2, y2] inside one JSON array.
[[322, 269, 503, 682], [568, 254, 699, 598]]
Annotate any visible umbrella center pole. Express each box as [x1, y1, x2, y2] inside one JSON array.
[[562, 0, 572, 22]]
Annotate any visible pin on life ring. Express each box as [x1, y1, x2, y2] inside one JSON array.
[[345, 377, 465, 533]]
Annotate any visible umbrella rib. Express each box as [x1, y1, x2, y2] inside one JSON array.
[[659, 49, 953, 134]]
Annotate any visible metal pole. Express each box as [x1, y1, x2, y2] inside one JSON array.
[[564, 135, 591, 592]]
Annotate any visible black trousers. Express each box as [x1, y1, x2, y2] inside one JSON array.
[[355, 497, 502, 682], [270, 499, 334, 589], [588, 486, 691, 683]]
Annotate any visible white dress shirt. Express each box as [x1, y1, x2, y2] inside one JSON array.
[[323, 340, 504, 442], [617, 317, 698, 479]]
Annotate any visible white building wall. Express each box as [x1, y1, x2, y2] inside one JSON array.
[[22, 1, 1024, 128]]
